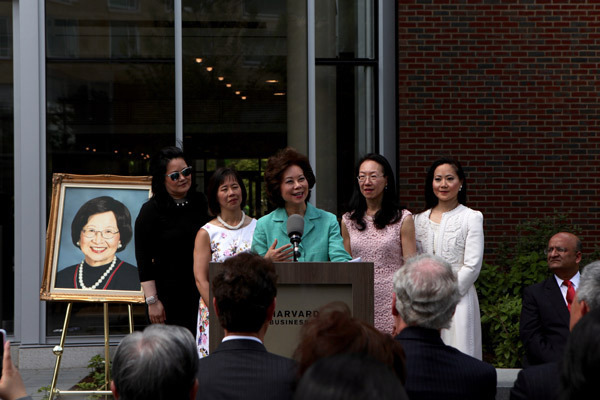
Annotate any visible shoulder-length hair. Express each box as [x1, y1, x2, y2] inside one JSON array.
[[207, 167, 247, 215], [71, 196, 133, 251], [347, 153, 405, 230], [264, 147, 316, 209], [150, 146, 189, 205], [424, 157, 467, 210]]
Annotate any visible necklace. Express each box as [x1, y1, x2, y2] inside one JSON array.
[[78, 256, 117, 290], [217, 211, 245, 230], [174, 198, 189, 207]]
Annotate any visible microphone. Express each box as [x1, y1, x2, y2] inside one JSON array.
[[287, 214, 304, 262]]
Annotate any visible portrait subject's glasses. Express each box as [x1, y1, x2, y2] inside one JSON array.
[[357, 174, 384, 183], [82, 228, 119, 240], [166, 166, 192, 181], [544, 246, 568, 255]]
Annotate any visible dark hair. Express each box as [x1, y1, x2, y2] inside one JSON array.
[[207, 167, 247, 215], [150, 146, 189, 203], [71, 196, 133, 251], [347, 153, 406, 230], [424, 157, 467, 209], [213, 252, 278, 333], [112, 324, 198, 400], [294, 353, 409, 400], [559, 307, 600, 400], [293, 302, 406, 383], [265, 147, 316, 208]]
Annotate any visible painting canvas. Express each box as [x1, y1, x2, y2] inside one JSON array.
[[40, 174, 151, 302]]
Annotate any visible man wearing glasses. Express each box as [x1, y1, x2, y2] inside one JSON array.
[[519, 232, 582, 366]]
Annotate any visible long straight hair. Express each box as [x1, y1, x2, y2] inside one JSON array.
[[347, 154, 405, 230]]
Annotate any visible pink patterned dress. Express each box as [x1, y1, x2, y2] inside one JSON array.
[[342, 209, 411, 333], [196, 219, 256, 357]]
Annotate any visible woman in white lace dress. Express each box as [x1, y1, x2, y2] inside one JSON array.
[[413, 157, 484, 359], [193, 167, 256, 357]]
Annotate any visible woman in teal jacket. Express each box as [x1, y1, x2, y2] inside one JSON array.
[[251, 147, 351, 262]]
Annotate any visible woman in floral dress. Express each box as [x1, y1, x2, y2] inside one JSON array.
[[193, 167, 256, 357]]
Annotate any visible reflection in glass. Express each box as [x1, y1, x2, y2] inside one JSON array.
[[45, 0, 175, 336], [182, 0, 297, 216]]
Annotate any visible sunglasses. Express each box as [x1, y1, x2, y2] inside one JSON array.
[[166, 166, 192, 181]]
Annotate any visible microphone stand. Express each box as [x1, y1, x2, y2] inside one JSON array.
[[290, 234, 301, 262]]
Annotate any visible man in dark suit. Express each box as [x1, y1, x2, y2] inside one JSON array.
[[392, 254, 497, 400], [519, 232, 581, 366], [511, 260, 600, 400], [196, 252, 295, 400]]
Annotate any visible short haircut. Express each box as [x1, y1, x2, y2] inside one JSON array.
[[294, 353, 409, 400], [112, 324, 198, 400], [424, 157, 467, 210], [206, 167, 247, 215], [70, 196, 133, 251], [213, 252, 278, 333], [577, 261, 600, 311], [393, 254, 460, 330], [293, 302, 406, 382], [560, 307, 600, 399], [264, 147, 316, 208]]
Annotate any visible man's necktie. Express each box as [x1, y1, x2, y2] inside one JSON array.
[[564, 280, 575, 311]]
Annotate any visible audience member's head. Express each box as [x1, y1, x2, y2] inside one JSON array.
[[293, 302, 406, 382], [570, 260, 600, 329], [546, 232, 581, 280], [111, 324, 198, 400], [294, 353, 409, 400], [213, 252, 278, 334], [393, 253, 460, 330], [560, 307, 600, 400]]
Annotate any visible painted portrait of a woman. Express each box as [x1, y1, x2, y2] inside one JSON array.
[[55, 196, 141, 291]]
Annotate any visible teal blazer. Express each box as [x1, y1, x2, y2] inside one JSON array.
[[251, 203, 351, 262]]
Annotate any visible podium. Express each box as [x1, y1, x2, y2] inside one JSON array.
[[208, 262, 374, 358]]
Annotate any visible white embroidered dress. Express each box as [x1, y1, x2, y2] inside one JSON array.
[[196, 219, 256, 357], [414, 204, 484, 359]]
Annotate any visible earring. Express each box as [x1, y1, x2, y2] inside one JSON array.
[[76, 241, 80, 247], [385, 185, 388, 190], [459, 186, 463, 191], [118, 242, 123, 249]]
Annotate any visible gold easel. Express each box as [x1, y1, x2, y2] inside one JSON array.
[[48, 302, 135, 399]]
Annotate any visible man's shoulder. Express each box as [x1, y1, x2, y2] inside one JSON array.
[[524, 276, 555, 293]]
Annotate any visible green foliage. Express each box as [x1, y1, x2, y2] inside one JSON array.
[[477, 214, 592, 367], [37, 385, 51, 400]]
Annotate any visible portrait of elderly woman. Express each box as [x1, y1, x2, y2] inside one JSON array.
[[55, 196, 141, 291]]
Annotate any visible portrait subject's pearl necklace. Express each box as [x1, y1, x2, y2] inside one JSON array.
[[217, 211, 245, 230], [78, 256, 117, 290]]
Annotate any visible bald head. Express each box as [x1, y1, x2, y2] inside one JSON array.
[[546, 232, 581, 280]]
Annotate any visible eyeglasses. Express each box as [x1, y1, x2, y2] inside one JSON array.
[[82, 228, 119, 239], [357, 174, 384, 183], [166, 166, 192, 181], [544, 246, 568, 255]]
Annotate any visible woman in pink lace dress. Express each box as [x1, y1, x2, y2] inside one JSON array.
[[341, 154, 416, 334]]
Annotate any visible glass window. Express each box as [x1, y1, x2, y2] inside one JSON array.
[[314, 0, 376, 213], [181, 1, 302, 216], [0, 0, 12, 334], [45, 0, 175, 336]]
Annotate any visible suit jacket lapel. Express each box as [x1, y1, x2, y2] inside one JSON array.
[[544, 276, 570, 325]]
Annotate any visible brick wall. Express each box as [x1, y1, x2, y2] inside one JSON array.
[[397, 1, 600, 261]]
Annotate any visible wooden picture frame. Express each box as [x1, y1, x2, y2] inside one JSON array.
[[40, 173, 152, 303]]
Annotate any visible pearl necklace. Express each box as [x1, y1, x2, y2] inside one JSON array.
[[217, 211, 245, 230], [78, 256, 117, 290]]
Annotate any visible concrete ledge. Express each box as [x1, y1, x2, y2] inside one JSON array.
[[13, 344, 117, 370]]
